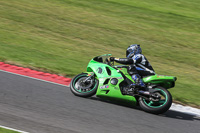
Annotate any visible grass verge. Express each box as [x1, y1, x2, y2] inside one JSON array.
[[0, 127, 20, 133]]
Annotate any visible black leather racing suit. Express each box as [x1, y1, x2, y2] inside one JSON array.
[[114, 54, 155, 87]]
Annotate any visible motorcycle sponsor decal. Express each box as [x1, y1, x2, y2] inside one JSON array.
[[96, 67, 104, 74], [100, 85, 109, 89]]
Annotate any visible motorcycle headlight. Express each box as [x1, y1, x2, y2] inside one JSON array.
[[110, 78, 118, 85]]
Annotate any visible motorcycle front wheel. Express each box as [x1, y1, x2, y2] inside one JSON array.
[[70, 73, 99, 97], [139, 86, 172, 114]]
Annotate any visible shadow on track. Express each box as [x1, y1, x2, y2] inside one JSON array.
[[89, 96, 200, 121], [160, 110, 200, 121], [89, 96, 142, 111]]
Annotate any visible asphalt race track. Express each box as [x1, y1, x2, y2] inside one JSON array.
[[0, 70, 199, 133]]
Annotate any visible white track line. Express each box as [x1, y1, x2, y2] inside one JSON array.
[[0, 125, 29, 133], [170, 103, 200, 117], [0, 70, 69, 87]]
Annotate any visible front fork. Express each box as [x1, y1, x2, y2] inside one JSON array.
[[83, 72, 95, 84]]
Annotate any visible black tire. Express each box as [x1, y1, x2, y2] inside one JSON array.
[[70, 73, 99, 98], [139, 86, 172, 114]]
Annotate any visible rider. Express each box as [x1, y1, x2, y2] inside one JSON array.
[[110, 44, 155, 91]]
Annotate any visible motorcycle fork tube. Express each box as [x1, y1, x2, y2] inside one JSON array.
[[84, 72, 94, 83]]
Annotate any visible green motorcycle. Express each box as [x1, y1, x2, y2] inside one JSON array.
[[70, 54, 177, 114]]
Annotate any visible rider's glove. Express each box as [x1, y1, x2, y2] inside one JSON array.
[[110, 57, 115, 61]]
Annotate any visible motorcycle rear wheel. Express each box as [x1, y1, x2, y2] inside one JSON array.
[[139, 86, 172, 114], [70, 73, 99, 97]]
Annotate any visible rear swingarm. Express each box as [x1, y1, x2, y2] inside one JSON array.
[[134, 90, 161, 102]]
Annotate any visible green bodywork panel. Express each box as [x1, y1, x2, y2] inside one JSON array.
[[143, 74, 176, 89], [85, 55, 176, 104], [86, 60, 137, 104]]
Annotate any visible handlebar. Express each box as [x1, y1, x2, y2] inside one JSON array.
[[105, 57, 114, 66]]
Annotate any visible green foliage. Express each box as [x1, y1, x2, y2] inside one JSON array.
[[0, 0, 199, 106]]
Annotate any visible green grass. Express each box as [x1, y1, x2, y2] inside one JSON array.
[[0, 127, 20, 133], [0, 0, 199, 107]]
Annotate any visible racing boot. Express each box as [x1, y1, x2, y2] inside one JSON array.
[[131, 74, 146, 89], [130, 74, 150, 95]]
